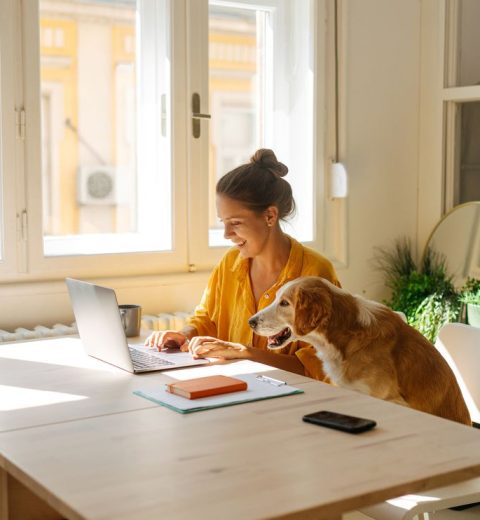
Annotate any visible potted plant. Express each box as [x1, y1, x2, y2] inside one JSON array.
[[459, 277, 480, 327], [374, 238, 461, 342]]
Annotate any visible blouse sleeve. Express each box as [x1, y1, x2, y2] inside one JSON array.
[[302, 250, 341, 288], [186, 266, 219, 337]]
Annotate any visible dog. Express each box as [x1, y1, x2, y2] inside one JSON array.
[[248, 276, 471, 425]]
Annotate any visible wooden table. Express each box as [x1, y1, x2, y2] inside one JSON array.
[[1, 337, 480, 520]]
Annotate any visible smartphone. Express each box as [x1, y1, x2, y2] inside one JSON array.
[[302, 410, 377, 434]]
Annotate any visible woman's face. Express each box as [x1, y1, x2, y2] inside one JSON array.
[[216, 195, 274, 258]]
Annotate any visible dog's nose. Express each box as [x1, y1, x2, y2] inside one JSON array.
[[248, 316, 258, 329]]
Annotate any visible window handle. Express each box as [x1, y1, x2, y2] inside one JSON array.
[[192, 93, 211, 138], [192, 113, 211, 119]]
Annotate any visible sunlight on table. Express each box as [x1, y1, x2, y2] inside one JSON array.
[[0, 385, 87, 412], [0, 337, 123, 373]]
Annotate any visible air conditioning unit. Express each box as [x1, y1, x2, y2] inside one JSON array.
[[77, 165, 116, 205]]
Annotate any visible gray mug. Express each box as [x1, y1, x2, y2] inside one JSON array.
[[119, 304, 142, 337]]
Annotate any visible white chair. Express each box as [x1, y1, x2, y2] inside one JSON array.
[[345, 503, 480, 519], [435, 322, 480, 425], [350, 323, 480, 520]]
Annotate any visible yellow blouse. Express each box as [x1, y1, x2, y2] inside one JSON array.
[[187, 236, 340, 381]]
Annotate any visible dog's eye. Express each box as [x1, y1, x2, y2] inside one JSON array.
[[279, 299, 290, 307]]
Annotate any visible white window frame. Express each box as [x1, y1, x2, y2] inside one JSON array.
[[21, 0, 189, 280], [443, 0, 480, 211], [0, 0, 24, 277], [0, 0, 341, 282], [187, 0, 344, 270], [417, 0, 480, 247]]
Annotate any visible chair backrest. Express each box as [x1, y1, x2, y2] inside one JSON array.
[[435, 323, 480, 423]]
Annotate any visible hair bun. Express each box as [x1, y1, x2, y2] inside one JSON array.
[[250, 148, 288, 178]]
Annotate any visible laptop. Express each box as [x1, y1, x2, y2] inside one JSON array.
[[65, 278, 210, 373]]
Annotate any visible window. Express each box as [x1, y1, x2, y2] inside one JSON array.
[[451, 0, 480, 88], [444, 0, 480, 209], [207, 1, 315, 247], [455, 101, 480, 204], [38, 0, 172, 256], [0, 0, 331, 281], [0, 0, 21, 276]]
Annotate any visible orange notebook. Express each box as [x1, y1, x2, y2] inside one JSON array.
[[165, 375, 248, 400]]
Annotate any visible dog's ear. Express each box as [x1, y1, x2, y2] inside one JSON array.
[[293, 284, 332, 336]]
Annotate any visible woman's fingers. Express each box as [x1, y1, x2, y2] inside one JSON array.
[[188, 336, 216, 356], [179, 340, 191, 352], [144, 334, 246, 357], [193, 342, 223, 357], [144, 331, 163, 348], [144, 330, 187, 350], [188, 337, 247, 359]]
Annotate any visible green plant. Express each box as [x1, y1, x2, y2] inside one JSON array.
[[411, 292, 461, 343], [459, 277, 480, 306], [374, 238, 461, 342]]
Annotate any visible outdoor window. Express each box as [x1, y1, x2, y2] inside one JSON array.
[[208, 1, 315, 246], [39, 0, 172, 256], [444, 0, 480, 208], [0, 0, 329, 280]]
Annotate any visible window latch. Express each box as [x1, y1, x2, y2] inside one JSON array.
[[16, 108, 26, 140], [17, 209, 27, 242], [192, 93, 211, 138]]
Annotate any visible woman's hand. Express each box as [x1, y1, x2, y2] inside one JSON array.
[[144, 330, 190, 352], [188, 336, 249, 360]]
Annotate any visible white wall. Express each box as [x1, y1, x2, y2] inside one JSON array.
[[0, 273, 209, 330], [335, 0, 421, 300]]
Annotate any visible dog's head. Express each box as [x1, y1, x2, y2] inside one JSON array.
[[248, 276, 336, 350]]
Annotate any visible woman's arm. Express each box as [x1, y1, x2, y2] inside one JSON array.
[[181, 325, 199, 340], [145, 326, 199, 350], [188, 337, 306, 376], [244, 346, 306, 375]]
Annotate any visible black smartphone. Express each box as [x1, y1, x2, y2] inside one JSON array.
[[302, 410, 377, 434]]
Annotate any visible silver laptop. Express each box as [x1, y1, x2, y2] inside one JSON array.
[[65, 278, 209, 373]]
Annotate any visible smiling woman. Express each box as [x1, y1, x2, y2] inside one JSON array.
[[145, 149, 341, 381]]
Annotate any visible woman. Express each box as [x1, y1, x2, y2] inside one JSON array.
[[146, 149, 340, 380]]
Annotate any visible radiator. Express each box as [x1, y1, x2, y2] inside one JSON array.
[[0, 323, 78, 342], [141, 312, 192, 331], [0, 312, 192, 343]]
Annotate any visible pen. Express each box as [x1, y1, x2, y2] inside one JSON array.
[[256, 374, 287, 387]]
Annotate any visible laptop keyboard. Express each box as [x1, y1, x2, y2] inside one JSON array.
[[128, 347, 175, 369]]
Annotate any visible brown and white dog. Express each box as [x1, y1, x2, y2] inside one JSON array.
[[248, 276, 471, 425]]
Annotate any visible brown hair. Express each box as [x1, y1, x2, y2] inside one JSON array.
[[216, 149, 296, 220]]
